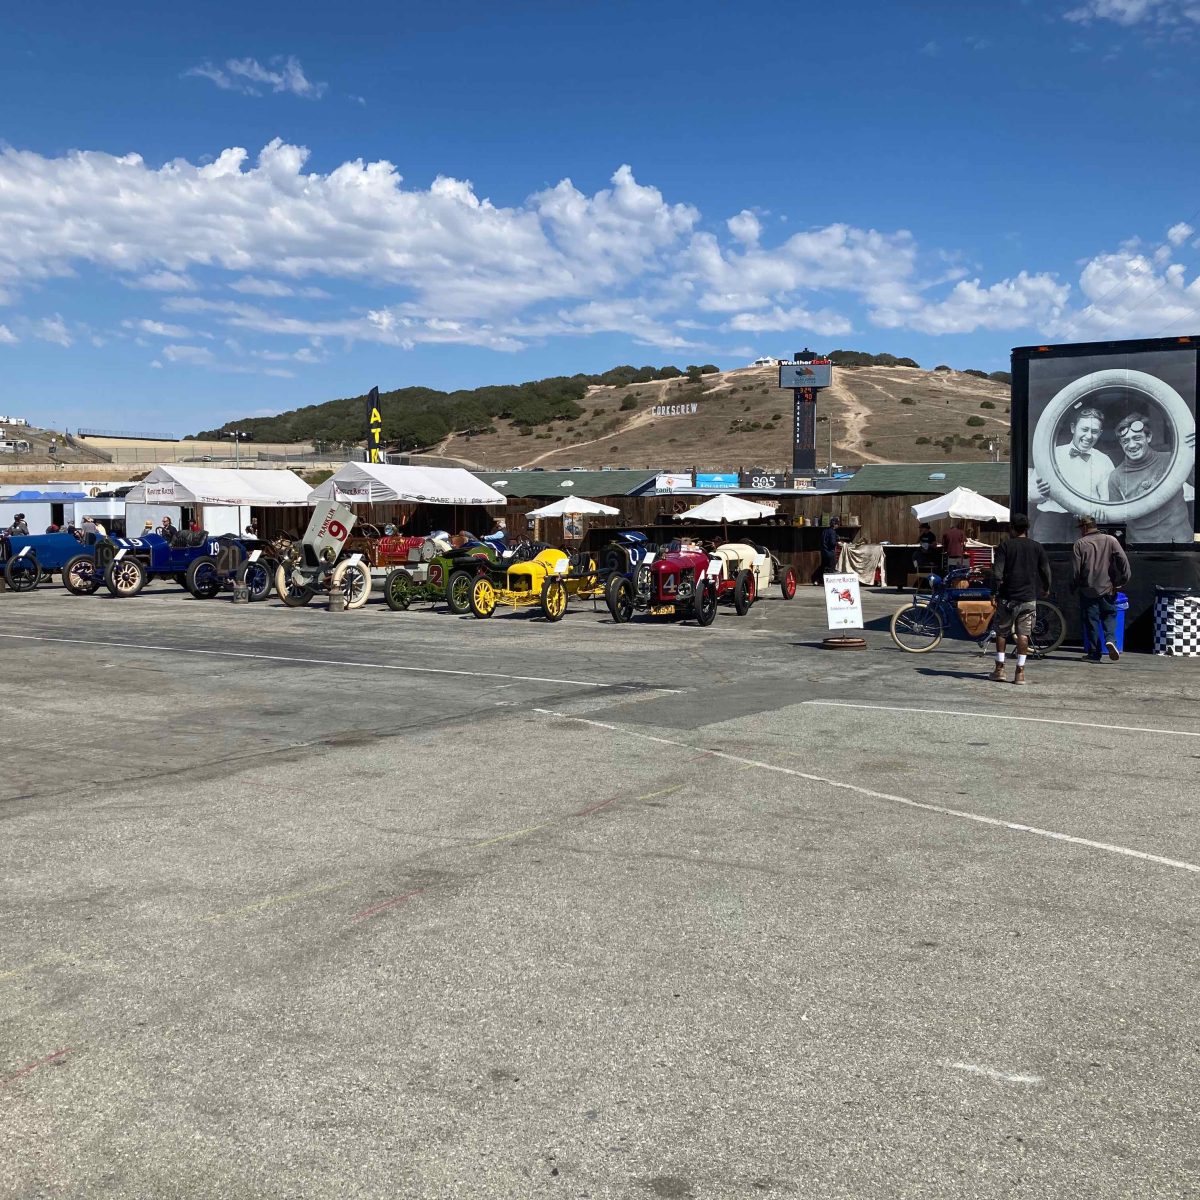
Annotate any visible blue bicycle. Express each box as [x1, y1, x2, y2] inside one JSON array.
[[889, 568, 1066, 656]]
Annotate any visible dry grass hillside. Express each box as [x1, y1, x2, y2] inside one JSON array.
[[422, 364, 1011, 472]]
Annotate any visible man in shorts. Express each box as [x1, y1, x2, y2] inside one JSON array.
[[988, 513, 1051, 685]]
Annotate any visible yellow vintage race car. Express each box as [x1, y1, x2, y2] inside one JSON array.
[[468, 547, 601, 621]]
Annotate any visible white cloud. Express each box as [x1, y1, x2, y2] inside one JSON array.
[[1167, 221, 1194, 246], [127, 269, 196, 292], [0, 137, 1128, 354], [185, 55, 327, 98], [1047, 248, 1200, 339], [122, 318, 194, 338], [35, 314, 72, 346], [1064, 0, 1200, 24], [873, 272, 1069, 335], [0, 144, 696, 327], [727, 306, 853, 337], [229, 276, 329, 298], [727, 210, 761, 245], [0, 324, 17, 344], [162, 344, 214, 365]]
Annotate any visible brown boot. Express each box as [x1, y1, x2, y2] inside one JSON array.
[[1013, 666, 1026, 685], [988, 662, 1006, 683]]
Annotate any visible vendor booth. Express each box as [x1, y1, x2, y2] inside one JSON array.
[[123, 466, 311, 536], [307, 462, 505, 535]]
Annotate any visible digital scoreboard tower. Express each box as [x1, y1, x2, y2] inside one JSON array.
[[778, 350, 833, 474]]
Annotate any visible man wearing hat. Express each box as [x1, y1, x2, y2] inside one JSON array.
[[6, 512, 29, 536]]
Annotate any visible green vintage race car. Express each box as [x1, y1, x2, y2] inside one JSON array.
[[382, 535, 499, 614]]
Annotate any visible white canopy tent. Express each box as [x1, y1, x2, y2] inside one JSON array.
[[525, 497, 620, 518], [308, 462, 505, 506], [124, 465, 311, 507], [123, 465, 311, 536], [673, 493, 775, 523], [911, 487, 1009, 523]]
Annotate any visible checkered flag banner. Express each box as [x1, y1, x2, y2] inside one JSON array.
[[1154, 591, 1200, 657]]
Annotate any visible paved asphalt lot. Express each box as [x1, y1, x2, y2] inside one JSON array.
[[2, 579, 1199, 1200]]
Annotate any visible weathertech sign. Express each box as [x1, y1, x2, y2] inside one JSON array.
[[779, 361, 833, 389], [653, 402, 699, 417]]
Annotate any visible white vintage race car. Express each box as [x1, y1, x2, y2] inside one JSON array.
[[710, 539, 798, 606]]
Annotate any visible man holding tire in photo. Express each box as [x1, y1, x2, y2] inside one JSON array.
[[1106, 412, 1195, 544]]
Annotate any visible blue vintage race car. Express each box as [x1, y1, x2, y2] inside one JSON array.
[[96, 531, 277, 600], [0, 531, 103, 593]]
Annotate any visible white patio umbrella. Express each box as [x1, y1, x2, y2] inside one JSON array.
[[911, 487, 1009, 523], [525, 497, 620, 518], [674, 493, 775, 522]]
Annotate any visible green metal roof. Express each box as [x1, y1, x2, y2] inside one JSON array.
[[834, 461, 1010, 496], [473, 469, 660, 498]]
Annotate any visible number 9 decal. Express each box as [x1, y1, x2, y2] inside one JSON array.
[[327, 520, 348, 541]]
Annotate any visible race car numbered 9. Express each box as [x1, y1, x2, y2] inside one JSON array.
[[302, 500, 357, 562]]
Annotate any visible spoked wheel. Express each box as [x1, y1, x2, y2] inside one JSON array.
[[446, 569, 474, 615], [331, 560, 372, 610], [540, 578, 568, 622], [239, 559, 274, 601], [384, 568, 415, 611], [890, 603, 944, 652], [105, 557, 148, 597], [694, 581, 718, 627], [780, 567, 797, 600], [605, 575, 634, 623], [469, 576, 497, 619], [1029, 600, 1066, 657], [733, 569, 755, 616], [275, 563, 316, 607], [185, 555, 222, 599], [62, 554, 101, 595], [4, 552, 42, 592]]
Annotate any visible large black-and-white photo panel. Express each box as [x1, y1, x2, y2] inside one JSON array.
[[1027, 348, 1196, 545]]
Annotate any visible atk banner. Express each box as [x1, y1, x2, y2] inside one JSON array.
[[365, 386, 384, 464]]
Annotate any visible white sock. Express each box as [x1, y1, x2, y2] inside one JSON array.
[[1017, 654, 1027, 667], [995, 652, 1005, 664]]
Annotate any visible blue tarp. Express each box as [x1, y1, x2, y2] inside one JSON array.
[[4, 490, 89, 501]]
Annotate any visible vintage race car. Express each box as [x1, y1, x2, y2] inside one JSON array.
[[382, 533, 500, 614], [594, 531, 657, 581], [182, 535, 291, 601], [710, 539, 799, 611], [604, 540, 719, 626], [0, 530, 102, 593], [274, 501, 372, 609], [95, 531, 237, 598], [468, 545, 600, 621]]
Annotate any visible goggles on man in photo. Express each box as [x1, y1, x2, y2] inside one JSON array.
[[1117, 419, 1147, 436]]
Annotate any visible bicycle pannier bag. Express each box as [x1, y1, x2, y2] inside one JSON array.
[[957, 600, 996, 638]]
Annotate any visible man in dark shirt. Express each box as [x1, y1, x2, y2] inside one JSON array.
[[1072, 515, 1131, 662], [988, 513, 1051, 685], [820, 517, 840, 580]]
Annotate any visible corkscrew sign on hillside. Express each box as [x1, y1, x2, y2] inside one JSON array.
[[780, 351, 833, 474], [365, 386, 384, 464]]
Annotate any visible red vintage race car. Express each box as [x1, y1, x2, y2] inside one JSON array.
[[604, 540, 719, 626]]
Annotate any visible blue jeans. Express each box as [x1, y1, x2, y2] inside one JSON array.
[[1079, 592, 1116, 658]]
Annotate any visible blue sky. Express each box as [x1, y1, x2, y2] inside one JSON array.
[[3, 0, 1200, 434]]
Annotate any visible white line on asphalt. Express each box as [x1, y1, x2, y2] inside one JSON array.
[[802, 700, 1200, 739], [945, 1061, 1042, 1085], [0, 632, 683, 694], [532, 708, 1200, 875]]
